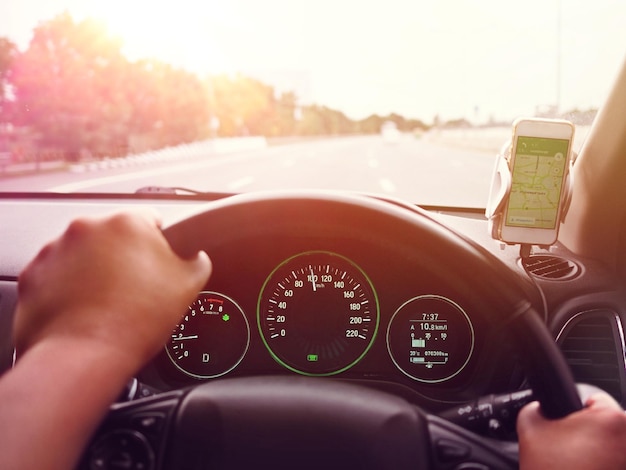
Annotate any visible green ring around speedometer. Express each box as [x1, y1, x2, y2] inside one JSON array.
[[257, 251, 379, 376]]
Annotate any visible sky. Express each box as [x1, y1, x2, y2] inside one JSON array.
[[2, 0, 626, 122]]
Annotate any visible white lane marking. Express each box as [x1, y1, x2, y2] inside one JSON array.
[[227, 176, 254, 190], [368, 158, 379, 168], [366, 148, 379, 168], [379, 178, 396, 193]]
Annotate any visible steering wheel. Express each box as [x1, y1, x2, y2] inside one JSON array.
[[79, 191, 582, 470]]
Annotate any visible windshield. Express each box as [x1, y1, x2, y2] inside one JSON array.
[[0, 1, 624, 206]]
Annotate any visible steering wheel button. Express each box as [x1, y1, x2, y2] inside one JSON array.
[[86, 430, 155, 470], [131, 413, 165, 435], [455, 463, 491, 470], [436, 438, 470, 463]]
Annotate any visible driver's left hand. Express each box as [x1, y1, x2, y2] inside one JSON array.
[[14, 210, 212, 370], [1, 210, 212, 470]]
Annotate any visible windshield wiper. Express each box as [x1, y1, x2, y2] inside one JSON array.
[[135, 186, 210, 195]]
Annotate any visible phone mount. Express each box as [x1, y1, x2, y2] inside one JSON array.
[[485, 140, 575, 257]]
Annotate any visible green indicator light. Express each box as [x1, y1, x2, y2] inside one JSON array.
[[307, 354, 318, 362], [222, 314, 230, 322]]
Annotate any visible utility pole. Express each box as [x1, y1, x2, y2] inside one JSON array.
[[556, 0, 562, 115]]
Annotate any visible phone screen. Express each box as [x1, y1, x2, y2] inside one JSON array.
[[504, 136, 570, 230]]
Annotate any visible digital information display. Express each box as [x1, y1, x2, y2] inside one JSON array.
[[386, 295, 474, 383]]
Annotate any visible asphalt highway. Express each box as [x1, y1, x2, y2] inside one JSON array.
[[0, 134, 496, 208]]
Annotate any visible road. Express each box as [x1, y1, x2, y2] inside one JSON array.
[[0, 135, 496, 208]]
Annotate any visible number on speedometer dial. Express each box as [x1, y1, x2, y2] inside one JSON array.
[[258, 251, 379, 376]]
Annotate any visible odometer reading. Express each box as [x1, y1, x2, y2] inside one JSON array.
[[258, 251, 379, 376], [386, 295, 474, 383]]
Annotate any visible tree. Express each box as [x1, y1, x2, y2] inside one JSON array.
[[127, 59, 211, 149], [270, 91, 299, 136], [357, 114, 385, 134], [0, 37, 18, 122], [208, 74, 277, 136], [10, 13, 130, 158], [6, 11, 431, 156]]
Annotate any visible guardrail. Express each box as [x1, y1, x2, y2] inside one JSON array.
[[0, 137, 268, 177], [0, 152, 11, 173]]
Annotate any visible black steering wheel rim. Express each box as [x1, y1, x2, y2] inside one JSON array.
[[164, 190, 582, 414], [157, 190, 582, 468]]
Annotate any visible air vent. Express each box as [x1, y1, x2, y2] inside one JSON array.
[[521, 255, 580, 280], [557, 312, 625, 403]]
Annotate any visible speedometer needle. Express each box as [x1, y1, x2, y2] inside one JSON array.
[[172, 335, 199, 341], [309, 266, 316, 292]]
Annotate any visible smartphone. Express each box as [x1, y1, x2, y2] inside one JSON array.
[[499, 118, 575, 245]]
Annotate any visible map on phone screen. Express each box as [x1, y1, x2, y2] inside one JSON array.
[[505, 136, 570, 230]]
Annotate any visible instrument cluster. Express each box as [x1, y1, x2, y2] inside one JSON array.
[[152, 247, 497, 401]]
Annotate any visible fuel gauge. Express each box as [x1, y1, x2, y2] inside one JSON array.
[[166, 291, 250, 379]]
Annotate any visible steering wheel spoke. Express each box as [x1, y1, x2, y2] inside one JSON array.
[[79, 390, 183, 470]]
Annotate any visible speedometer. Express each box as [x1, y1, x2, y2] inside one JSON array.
[[258, 251, 379, 376]]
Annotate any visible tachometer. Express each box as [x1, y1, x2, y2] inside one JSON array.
[[166, 291, 250, 379], [258, 251, 379, 376]]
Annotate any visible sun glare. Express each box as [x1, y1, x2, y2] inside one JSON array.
[[82, 0, 237, 74], [9, 0, 623, 120]]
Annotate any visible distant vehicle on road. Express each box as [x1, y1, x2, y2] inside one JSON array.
[[380, 120, 401, 143]]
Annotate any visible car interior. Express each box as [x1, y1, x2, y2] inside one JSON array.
[[1, 36, 626, 470]]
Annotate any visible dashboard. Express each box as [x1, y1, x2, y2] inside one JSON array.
[[2, 190, 626, 470], [145, 229, 522, 409], [0, 191, 625, 417]]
